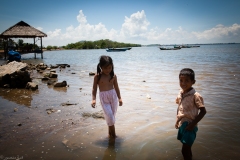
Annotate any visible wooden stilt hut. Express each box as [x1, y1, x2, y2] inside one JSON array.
[[0, 21, 47, 59]]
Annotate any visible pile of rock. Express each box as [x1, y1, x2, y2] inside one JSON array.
[[0, 61, 70, 90], [0, 61, 31, 88]]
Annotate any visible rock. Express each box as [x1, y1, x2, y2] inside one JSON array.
[[49, 72, 58, 78], [42, 77, 49, 81], [0, 61, 31, 88], [54, 81, 67, 87], [36, 63, 48, 70], [26, 82, 38, 90], [3, 84, 10, 88], [43, 73, 50, 78], [56, 64, 70, 68], [89, 72, 95, 76], [14, 108, 18, 112], [50, 65, 59, 69], [47, 80, 56, 85], [50, 69, 56, 73], [62, 138, 69, 146]]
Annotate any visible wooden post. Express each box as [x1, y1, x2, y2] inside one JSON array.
[[34, 37, 36, 59], [5, 38, 9, 60], [41, 37, 43, 59], [4, 38, 7, 60]]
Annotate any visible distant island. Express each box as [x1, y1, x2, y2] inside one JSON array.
[[143, 42, 239, 47]]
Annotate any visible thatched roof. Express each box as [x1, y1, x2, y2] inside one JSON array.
[[0, 21, 47, 38]]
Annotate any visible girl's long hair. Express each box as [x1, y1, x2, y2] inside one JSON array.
[[97, 55, 114, 82]]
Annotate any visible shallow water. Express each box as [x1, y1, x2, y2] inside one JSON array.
[[0, 44, 240, 159]]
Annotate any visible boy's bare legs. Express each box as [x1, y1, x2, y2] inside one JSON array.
[[182, 144, 192, 160], [108, 125, 116, 138]]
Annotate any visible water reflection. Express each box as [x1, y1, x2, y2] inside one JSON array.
[[53, 86, 68, 92], [102, 138, 117, 160], [0, 88, 38, 107]]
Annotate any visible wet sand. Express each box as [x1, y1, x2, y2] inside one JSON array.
[[0, 60, 180, 160]]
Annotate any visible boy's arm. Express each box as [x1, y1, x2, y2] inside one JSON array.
[[91, 75, 98, 108], [113, 75, 123, 106], [186, 107, 207, 131]]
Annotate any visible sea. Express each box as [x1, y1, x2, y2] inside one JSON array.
[[0, 44, 240, 160]]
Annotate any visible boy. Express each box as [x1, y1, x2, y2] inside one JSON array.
[[175, 68, 207, 160]]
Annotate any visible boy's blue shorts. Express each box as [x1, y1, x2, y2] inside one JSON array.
[[177, 121, 198, 146]]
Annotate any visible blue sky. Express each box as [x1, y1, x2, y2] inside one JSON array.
[[0, 0, 240, 46]]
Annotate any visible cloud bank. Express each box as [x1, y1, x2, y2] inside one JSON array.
[[43, 10, 240, 46]]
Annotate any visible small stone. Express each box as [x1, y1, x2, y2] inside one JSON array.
[[89, 72, 95, 76]]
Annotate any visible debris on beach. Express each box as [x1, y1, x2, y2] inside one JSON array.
[[61, 102, 78, 106], [146, 94, 151, 99], [14, 108, 18, 112], [92, 110, 105, 119], [82, 110, 105, 119], [46, 108, 56, 114]]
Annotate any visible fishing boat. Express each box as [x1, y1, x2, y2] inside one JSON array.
[[106, 48, 128, 52], [181, 45, 200, 48], [159, 47, 181, 50], [174, 45, 182, 49]]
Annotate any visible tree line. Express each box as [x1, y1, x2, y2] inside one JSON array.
[[62, 39, 141, 49], [0, 38, 141, 51]]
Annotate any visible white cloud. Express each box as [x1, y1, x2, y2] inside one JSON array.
[[36, 27, 43, 31], [77, 10, 87, 24], [47, 29, 62, 39], [192, 23, 240, 40], [42, 10, 240, 46], [121, 10, 150, 37]]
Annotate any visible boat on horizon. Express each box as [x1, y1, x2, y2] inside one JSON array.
[[181, 45, 200, 48], [106, 47, 131, 52], [159, 47, 181, 50]]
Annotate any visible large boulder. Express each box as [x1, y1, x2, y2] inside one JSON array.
[[0, 61, 32, 88]]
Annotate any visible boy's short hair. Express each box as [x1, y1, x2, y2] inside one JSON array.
[[179, 68, 195, 81]]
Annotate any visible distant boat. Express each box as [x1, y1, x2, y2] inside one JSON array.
[[159, 47, 181, 50], [181, 45, 200, 48], [106, 48, 129, 52], [174, 45, 182, 49]]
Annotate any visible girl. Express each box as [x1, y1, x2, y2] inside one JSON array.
[[91, 55, 123, 138]]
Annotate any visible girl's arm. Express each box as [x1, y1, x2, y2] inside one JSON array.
[[113, 75, 123, 106], [91, 75, 98, 108]]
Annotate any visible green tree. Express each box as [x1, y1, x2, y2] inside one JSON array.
[[18, 39, 24, 46], [46, 45, 53, 50]]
